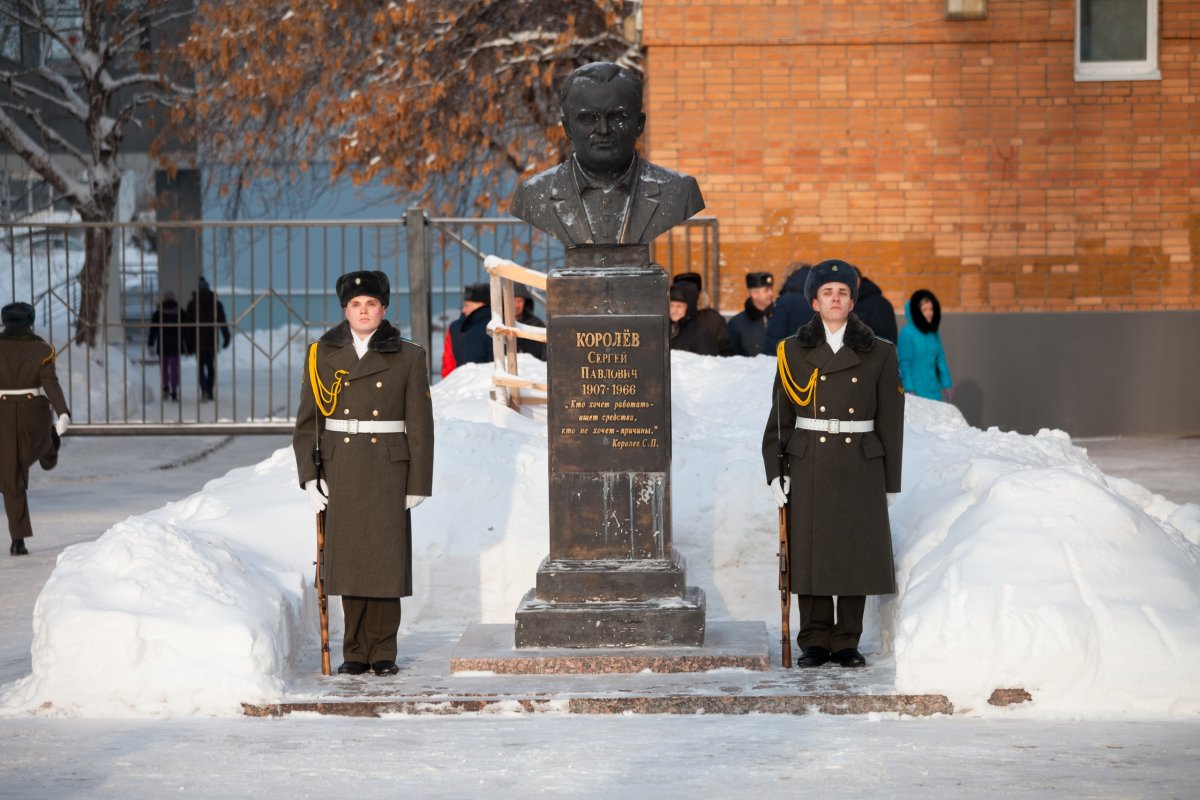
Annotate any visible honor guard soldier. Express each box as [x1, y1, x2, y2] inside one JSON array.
[[293, 271, 434, 676], [1, 302, 69, 556], [762, 260, 904, 668]]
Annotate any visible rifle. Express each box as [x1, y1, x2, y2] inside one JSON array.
[[777, 445, 792, 669], [314, 425, 331, 676], [778, 507, 792, 668]]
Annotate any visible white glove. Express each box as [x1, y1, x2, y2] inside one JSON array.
[[304, 479, 328, 513], [887, 492, 899, 508], [769, 476, 790, 508], [55, 413, 70, 436], [406, 495, 427, 510]]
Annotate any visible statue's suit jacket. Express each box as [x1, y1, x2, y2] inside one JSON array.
[[510, 157, 705, 245]]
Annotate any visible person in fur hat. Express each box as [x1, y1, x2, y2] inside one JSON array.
[[761, 259, 904, 669], [897, 288, 953, 402], [513, 283, 546, 361], [727, 271, 775, 357], [668, 280, 720, 356], [1, 302, 70, 556], [292, 271, 434, 676], [442, 283, 492, 377]]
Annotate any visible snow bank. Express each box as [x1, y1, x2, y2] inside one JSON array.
[[2, 352, 1197, 718]]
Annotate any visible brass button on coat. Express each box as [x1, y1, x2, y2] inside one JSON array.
[[376, 381, 383, 388], [845, 436, 852, 443], [849, 407, 855, 414], [819, 436, 826, 443], [372, 410, 379, 417], [343, 436, 350, 443], [851, 377, 858, 383], [371, 437, 378, 444]]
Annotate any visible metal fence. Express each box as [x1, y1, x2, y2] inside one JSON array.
[[2, 214, 719, 433]]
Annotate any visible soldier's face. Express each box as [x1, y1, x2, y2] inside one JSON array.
[[811, 283, 854, 326], [344, 296, 385, 337], [562, 78, 645, 174]]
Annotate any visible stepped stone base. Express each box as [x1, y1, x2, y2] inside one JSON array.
[[453, 620, 765, 674], [514, 586, 706, 648]]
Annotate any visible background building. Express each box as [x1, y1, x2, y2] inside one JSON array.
[[641, 0, 1199, 435]]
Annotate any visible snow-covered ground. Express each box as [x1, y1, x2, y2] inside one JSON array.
[[1, 353, 1198, 796]]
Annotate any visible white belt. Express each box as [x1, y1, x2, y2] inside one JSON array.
[[325, 418, 406, 435], [0, 388, 40, 397], [795, 417, 874, 434]]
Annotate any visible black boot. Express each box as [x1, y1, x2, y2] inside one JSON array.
[[10, 538, 28, 556]]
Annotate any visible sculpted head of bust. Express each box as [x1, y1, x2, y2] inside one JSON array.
[[560, 62, 646, 180]]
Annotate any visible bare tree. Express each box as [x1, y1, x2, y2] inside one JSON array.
[[183, 0, 641, 217], [0, 0, 193, 345]]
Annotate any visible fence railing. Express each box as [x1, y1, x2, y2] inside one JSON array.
[[2, 214, 719, 432]]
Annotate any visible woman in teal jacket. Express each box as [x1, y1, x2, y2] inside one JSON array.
[[897, 289, 953, 401]]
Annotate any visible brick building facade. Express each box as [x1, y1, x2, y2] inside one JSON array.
[[642, 1, 1199, 315]]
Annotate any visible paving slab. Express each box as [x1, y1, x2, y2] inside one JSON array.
[[246, 626, 953, 718]]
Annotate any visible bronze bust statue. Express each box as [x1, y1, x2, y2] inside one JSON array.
[[510, 62, 705, 246]]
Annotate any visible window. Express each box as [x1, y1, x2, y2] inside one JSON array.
[[1076, 0, 1160, 81]]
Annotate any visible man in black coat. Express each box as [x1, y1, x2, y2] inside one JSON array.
[[668, 281, 720, 356], [184, 277, 231, 402], [852, 268, 898, 342], [514, 284, 546, 361], [447, 283, 492, 368], [762, 263, 814, 354], [727, 271, 775, 357], [672, 272, 731, 356]]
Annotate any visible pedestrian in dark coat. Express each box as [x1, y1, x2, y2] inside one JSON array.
[[445, 283, 492, 371], [147, 290, 182, 401], [727, 271, 775, 357], [672, 272, 732, 356], [762, 263, 814, 353], [183, 277, 231, 402], [293, 271, 434, 676], [897, 289, 953, 401], [668, 281, 720, 356], [762, 259, 904, 669], [514, 284, 546, 361], [851, 269, 898, 342], [1, 302, 70, 556]]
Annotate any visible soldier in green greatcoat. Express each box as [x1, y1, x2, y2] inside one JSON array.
[[1, 302, 70, 556], [293, 272, 434, 677]]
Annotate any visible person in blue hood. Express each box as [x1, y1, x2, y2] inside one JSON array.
[[897, 289, 953, 402]]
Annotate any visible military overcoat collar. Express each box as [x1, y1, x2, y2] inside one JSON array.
[[791, 313, 876, 375], [318, 319, 405, 379]]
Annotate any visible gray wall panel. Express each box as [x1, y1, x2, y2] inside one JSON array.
[[917, 311, 1200, 437]]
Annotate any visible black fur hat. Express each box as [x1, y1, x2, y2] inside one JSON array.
[[745, 271, 774, 289], [804, 259, 859, 303], [2, 301, 35, 329], [463, 283, 490, 304], [336, 270, 390, 307], [673, 271, 703, 291]]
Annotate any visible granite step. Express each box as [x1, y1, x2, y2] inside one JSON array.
[[244, 623, 953, 718]]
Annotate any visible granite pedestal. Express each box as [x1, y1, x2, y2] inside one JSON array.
[[513, 244, 706, 649]]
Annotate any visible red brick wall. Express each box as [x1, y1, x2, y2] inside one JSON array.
[[642, 1, 1200, 312]]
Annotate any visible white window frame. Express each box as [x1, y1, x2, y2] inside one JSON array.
[[1075, 0, 1160, 82]]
